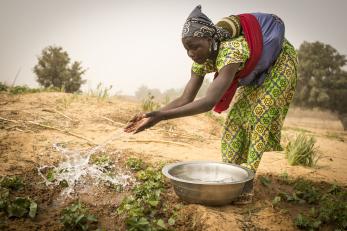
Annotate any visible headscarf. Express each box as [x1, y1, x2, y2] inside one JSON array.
[[182, 5, 231, 43]]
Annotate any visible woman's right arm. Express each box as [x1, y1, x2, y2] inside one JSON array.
[[159, 71, 204, 111]]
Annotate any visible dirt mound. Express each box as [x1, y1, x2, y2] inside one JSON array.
[[0, 92, 346, 230]]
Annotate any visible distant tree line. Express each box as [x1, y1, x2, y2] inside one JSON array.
[[134, 78, 211, 104]]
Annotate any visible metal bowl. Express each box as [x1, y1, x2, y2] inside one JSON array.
[[162, 161, 254, 206]]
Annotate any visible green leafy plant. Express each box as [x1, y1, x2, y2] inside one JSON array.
[[293, 179, 321, 204], [61, 201, 98, 231], [272, 196, 281, 206], [117, 159, 179, 231], [274, 176, 347, 230], [0, 176, 38, 219], [0, 188, 10, 211], [126, 157, 146, 171], [259, 176, 272, 187], [6, 197, 37, 218], [46, 169, 55, 182], [59, 179, 69, 188], [295, 213, 321, 230], [0, 176, 24, 190], [285, 133, 320, 167], [0, 188, 37, 219], [90, 153, 113, 169]]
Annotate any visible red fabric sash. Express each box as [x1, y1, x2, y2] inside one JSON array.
[[213, 14, 263, 113]]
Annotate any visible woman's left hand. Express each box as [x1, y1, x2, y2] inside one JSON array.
[[124, 111, 163, 134]]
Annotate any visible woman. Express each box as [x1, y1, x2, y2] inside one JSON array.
[[125, 5, 297, 201]]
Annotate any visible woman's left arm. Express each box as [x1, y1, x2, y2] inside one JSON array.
[[125, 62, 240, 133]]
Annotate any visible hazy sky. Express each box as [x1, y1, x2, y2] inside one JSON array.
[[1, 0, 346, 95]]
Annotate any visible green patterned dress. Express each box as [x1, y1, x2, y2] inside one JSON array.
[[192, 36, 298, 172]]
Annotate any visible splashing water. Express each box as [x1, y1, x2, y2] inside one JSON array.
[[38, 129, 135, 198]]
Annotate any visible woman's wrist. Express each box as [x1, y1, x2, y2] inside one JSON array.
[[157, 111, 167, 121], [146, 110, 167, 121]]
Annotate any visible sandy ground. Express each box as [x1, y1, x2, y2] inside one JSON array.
[[0, 92, 346, 230]]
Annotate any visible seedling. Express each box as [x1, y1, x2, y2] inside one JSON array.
[[0, 177, 38, 219], [117, 158, 179, 230], [59, 180, 69, 188], [259, 176, 272, 187], [0, 190, 37, 219], [274, 176, 347, 230], [0, 176, 24, 190], [272, 196, 281, 206], [278, 171, 290, 184], [61, 201, 98, 231], [293, 179, 320, 204], [46, 169, 55, 182], [90, 153, 113, 169], [295, 213, 321, 230], [126, 157, 146, 171], [0, 188, 9, 211], [6, 197, 37, 218]]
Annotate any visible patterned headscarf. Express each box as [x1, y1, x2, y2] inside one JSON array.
[[182, 5, 231, 43]]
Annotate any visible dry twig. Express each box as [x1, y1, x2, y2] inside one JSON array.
[[99, 115, 126, 126], [123, 139, 192, 147], [0, 116, 94, 145], [0, 116, 19, 123], [42, 108, 75, 121]]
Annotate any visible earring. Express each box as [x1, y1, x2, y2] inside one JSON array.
[[213, 40, 218, 51]]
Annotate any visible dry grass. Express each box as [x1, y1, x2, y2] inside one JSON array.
[[285, 133, 321, 167]]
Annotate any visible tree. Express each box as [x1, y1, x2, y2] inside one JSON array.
[[33, 46, 86, 93], [294, 41, 347, 130]]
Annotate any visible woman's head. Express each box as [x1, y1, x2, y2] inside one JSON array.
[[181, 5, 231, 64], [181, 5, 215, 63]]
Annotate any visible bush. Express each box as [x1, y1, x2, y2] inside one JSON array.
[[9, 85, 41, 95], [0, 82, 8, 91]]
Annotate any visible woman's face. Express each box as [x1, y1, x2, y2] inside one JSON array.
[[182, 37, 211, 64]]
